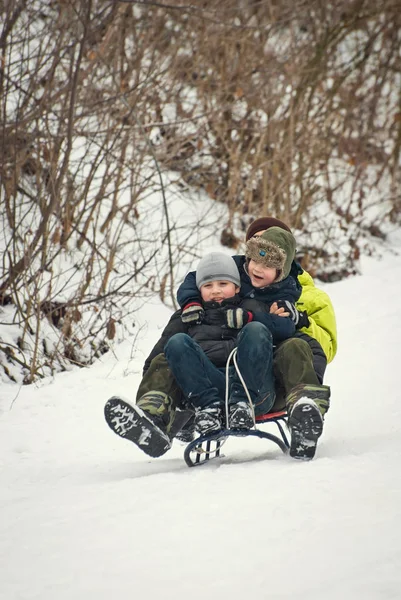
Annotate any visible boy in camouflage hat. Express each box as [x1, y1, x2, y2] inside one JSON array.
[[243, 227, 331, 459]]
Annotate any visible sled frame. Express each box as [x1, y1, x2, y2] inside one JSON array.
[[184, 409, 289, 467]]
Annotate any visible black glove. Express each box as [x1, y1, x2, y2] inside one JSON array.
[[224, 307, 253, 329], [296, 310, 310, 329], [181, 302, 205, 324], [276, 300, 310, 329]]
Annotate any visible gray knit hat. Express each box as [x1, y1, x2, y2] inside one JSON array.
[[245, 226, 296, 282], [196, 252, 241, 289]]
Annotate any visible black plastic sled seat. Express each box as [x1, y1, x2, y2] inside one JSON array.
[[184, 410, 289, 467]]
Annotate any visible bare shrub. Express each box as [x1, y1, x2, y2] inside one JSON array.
[[0, 0, 214, 381], [132, 0, 401, 276], [1, 0, 400, 381]]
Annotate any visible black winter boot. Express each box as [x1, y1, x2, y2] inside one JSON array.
[[286, 383, 330, 460], [194, 402, 223, 435], [228, 382, 255, 430], [228, 402, 254, 430], [104, 391, 175, 458]]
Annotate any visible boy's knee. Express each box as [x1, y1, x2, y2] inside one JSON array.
[[165, 333, 190, 355], [242, 321, 272, 342], [148, 353, 169, 370], [276, 337, 313, 363]]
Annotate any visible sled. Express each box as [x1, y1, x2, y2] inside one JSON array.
[[184, 409, 289, 467]]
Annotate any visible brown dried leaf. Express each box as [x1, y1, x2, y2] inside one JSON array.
[[51, 227, 61, 244], [106, 318, 116, 340], [72, 308, 82, 322]]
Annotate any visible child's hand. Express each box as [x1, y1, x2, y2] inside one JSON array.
[[181, 303, 205, 324], [270, 302, 290, 317], [272, 301, 310, 329]]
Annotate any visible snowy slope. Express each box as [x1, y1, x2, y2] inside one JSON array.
[[1, 252, 401, 600]]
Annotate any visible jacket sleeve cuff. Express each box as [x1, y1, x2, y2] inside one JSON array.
[[183, 302, 202, 310]]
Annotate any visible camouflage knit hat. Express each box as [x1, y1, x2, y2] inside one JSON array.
[[245, 226, 296, 282]]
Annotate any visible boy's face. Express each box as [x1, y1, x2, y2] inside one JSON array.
[[200, 280, 240, 303], [247, 260, 277, 288]]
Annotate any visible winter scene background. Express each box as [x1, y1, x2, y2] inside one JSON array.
[[1, 2, 401, 599]]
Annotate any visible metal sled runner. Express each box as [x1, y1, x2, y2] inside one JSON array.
[[184, 409, 290, 467]]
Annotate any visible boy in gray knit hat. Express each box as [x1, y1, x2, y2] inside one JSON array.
[[165, 251, 279, 434]]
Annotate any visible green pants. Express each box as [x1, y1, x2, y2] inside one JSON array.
[[136, 353, 185, 409], [272, 337, 320, 410]]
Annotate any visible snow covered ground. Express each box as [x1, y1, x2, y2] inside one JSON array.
[[1, 249, 400, 600]]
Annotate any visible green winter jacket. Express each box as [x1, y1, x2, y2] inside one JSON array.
[[296, 270, 337, 363]]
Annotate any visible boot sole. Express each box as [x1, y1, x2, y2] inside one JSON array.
[[104, 397, 171, 458], [289, 400, 323, 460]]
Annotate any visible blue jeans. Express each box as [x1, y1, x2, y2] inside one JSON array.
[[164, 322, 275, 416]]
